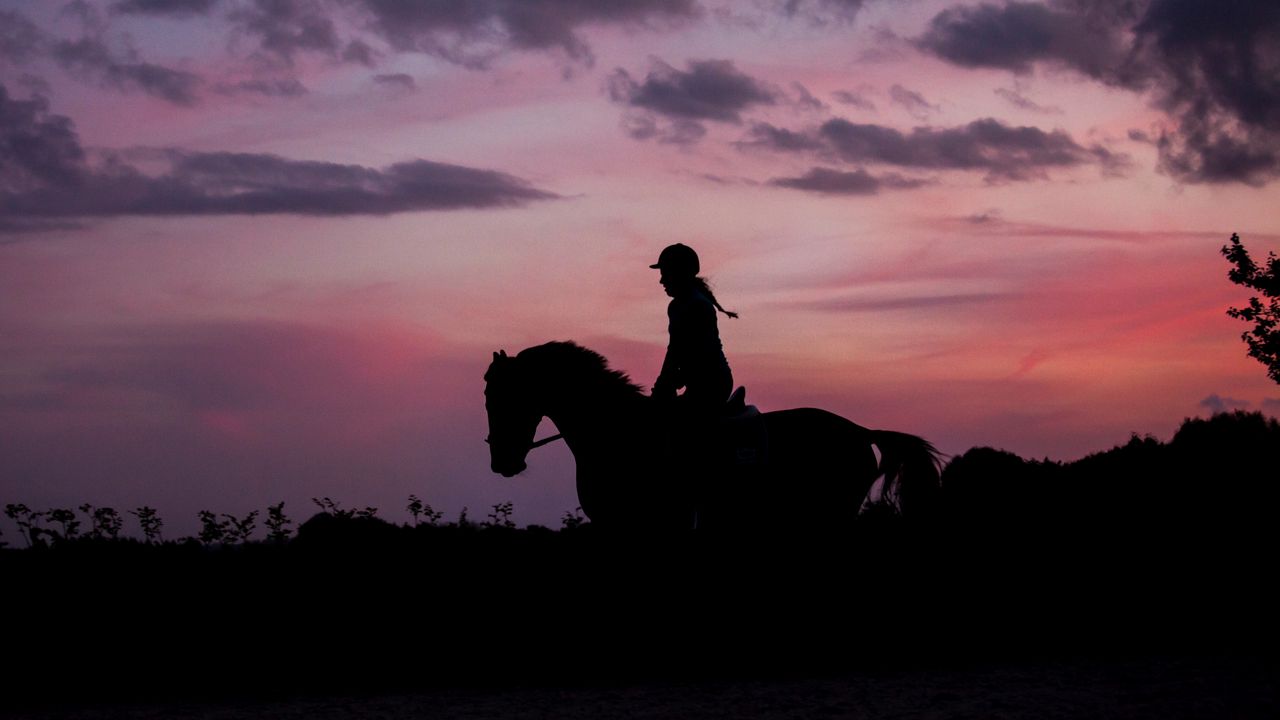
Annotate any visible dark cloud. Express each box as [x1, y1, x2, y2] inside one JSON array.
[[342, 39, 376, 66], [791, 82, 827, 112], [917, 0, 1280, 186], [995, 86, 1063, 114], [213, 77, 308, 97], [52, 36, 203, 105], [965, 209, 1002, 224], [916, 1, 1138, 83], [0, 10, 44, 65], [61, 0, 110, 34], [768, 166, 928, 195], [609, 58, 778, 144], [0, 84, 557, 229], [832, 89, 875, 111], [778, 0, 871, 25], [619, 112, 706, 145], [0, 86, 87, 190], [373, 73, 415, 90], [5, 153, 560, 219], [746, 117, 1127, 182], [888, 84, 939, 120], [608, 59, 778, 123], [112, 0, 220, 15], [1199, 394, 1250, 414], [349, 0, 698, 68], [740, 122, 827, 153], [1137, 0, 1280, 185], [230, 0, 341, 66]]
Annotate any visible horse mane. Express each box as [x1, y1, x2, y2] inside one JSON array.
[[515, 341, 645, 399]]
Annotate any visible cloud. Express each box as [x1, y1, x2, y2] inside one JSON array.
[[52, 36, 203, 105], [349, 0, 699, 68], [995, 86, 1063, 114], [112, 0, 220, 15], [1199, 394, 1251, 414], [888, 84, 939, 120], [0, 10, 44, 65], [1262, 398, 1280, 415], [777, 0, 872, 25], [2, 7, 206, 106], [916, 0, 1280, 186], [740, 122, 827, 153], [965, 209, 1002, 224], [791, 82, 827, 112], [744, 117, 1128, 181], [1139, 0, 1280, 185], [915, 1, 1138, 83], [213, 77, 308, 97], [618, 112, 706, 145], [609, 58, 779, 144], [832, 89, 875, 111], [373, 73, 415, 90], [0, 86, 87, 190], [608, 58, 778, 123], [0, 84, 557, 229], [768, 166, 928, 195], [342, 39, 377, 66], [229, 0, 341, 67]]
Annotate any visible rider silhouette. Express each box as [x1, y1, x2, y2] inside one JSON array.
[[650, 243, 737, 419]]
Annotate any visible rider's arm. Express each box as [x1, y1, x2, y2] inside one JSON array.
[[653, 300, 685, 397]]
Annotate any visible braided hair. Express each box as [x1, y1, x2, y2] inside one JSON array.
[[692, 276, 738, 319]]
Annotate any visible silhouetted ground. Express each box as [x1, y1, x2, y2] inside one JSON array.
[[2, 412, 1276, 716], [9, 654, 1276, 719]]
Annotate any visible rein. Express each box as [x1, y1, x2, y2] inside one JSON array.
[[529, 433, 564, 450], [485, 433, 564, 451]]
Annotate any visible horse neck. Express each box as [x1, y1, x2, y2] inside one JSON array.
[[541, 378, 646, 445]]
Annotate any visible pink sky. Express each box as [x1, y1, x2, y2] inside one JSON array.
[[2, 0, 1278, 535]]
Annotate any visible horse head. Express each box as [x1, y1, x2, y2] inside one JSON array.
[[483, 350, 541, 477]]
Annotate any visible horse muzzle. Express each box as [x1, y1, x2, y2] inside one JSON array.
[[492, 459, 527, 477]]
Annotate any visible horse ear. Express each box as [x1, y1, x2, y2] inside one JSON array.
[[500, 349, 507, 358], [493, 351, 501, 362]]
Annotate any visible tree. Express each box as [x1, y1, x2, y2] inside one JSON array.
[[130, 506, 164, 543], [221, 511, 259, 544], [197, 511, 228, 545], [1222, 233, 1280, 384], [265, 502, 292, 543], [81, 504, 123, 540]]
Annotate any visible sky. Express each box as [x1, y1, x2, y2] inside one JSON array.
[[2, 0, 1278, 535]]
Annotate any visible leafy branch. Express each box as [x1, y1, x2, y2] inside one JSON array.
[[1222, 232, 1280, 384]]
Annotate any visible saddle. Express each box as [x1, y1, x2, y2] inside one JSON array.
[[659, 387, 768, 469], [719, 386, 768, 467]]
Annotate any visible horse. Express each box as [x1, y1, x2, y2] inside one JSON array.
[[484, 341, 943, 531]]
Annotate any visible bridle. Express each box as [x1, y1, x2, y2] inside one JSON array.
[[484, 432, 564, 452]]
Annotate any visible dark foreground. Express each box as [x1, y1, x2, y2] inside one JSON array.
[[9, 653, 1276, 719], [2, 519, 1276, 718]]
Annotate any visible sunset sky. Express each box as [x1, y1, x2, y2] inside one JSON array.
[[3, 0, 1278, 534]]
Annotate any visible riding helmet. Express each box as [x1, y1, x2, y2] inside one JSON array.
[[649, 243, 699, 276]]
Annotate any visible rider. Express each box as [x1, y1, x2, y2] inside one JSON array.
[[650, 243, 737, 420]]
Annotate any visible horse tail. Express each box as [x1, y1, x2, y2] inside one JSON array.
[[870, 430, 944, 518]]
